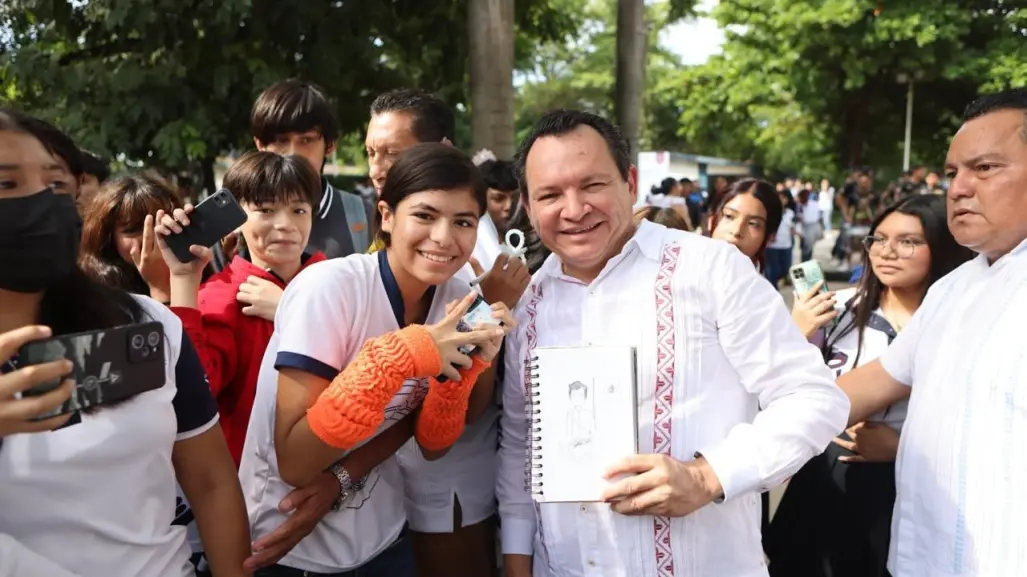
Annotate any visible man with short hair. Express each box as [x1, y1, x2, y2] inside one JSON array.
[[364, 88, 455, 195], [249, 78, 371, 259], [840, 88, 1027, 577], [497, 110, 849, 577]]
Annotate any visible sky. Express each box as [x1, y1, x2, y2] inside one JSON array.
[[658, 0, 724, 66]]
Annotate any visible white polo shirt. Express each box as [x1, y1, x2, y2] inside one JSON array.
[[824, 287, 907, 430], [0, 297, 220, 577], [400, 219, 501, 534], [239, 252, 480, 573], [880, 239, 1027, 576]]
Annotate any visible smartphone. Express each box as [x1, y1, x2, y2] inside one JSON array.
[[789, 260, 829, 296], [438, 295, 503, 382], [164, 188, 248, 263], [456, 295, 503, 356], [16, 321, 167, 420]]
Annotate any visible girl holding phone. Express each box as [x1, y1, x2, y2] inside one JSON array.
[[0, 109, 250, 576], [765, 195, 973, 577]]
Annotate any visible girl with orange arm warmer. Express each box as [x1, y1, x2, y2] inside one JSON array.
[[238, 143, 514, 577]]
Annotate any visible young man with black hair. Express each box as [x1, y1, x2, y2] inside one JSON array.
[[246, 79, 372, 261]]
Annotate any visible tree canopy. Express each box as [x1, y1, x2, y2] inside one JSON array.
[[673, 0, 1027, 179], [0, 0, 577, 186]]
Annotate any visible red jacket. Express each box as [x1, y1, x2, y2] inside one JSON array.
[[172, 252, 326, 466]]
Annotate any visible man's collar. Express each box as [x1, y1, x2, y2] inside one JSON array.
[[535, 219, 667, 281]]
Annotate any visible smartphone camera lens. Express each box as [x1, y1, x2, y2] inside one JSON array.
[[131, 334, 145, 350], [147, 331, 160, 347]]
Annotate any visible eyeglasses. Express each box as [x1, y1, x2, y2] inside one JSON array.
[[861, 235, 924, 259]]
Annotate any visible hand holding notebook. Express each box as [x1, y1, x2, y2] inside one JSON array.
[[525, 345, 638, 503], [599, 453, 725, 517]]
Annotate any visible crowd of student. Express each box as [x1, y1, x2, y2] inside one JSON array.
[[0, 79, 1025, 577]]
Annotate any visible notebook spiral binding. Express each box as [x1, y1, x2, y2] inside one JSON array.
[[523, 355, 543, 498]]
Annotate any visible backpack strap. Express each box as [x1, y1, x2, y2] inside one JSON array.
[[336, 188, 371, 252]]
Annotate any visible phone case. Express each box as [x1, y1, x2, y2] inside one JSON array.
[[165, 189, 248, 263], [17, 321, 167, 419], [789, 260, 828, 296]]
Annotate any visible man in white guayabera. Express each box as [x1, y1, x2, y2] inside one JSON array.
[[840, 88, 1027, 577], [496, 109, 850, 577]]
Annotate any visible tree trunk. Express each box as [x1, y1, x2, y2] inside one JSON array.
[[615, 0, 646, 161], [468, 0, 516, 158], [201, 157, 217, 199]]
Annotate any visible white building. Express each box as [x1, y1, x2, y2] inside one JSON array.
[[635, 151, 755, 207]]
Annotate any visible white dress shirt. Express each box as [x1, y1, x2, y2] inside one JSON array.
[[879, 238, 1027, 577], [497, 220, 849, 577]]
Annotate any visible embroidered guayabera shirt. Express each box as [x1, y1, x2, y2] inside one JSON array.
[[497, 220, 849, 577]]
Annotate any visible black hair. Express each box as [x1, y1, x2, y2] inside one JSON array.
[[679, 177, 692, 185], [503, 198, 550, 274], [827, 194, 974, 366], [964, 87, 1027, 123], [651, 177, 678, 196], [0, 109, 144, 335], [778, 188, 797, 213], [370, 89, 455, 145], [375, 143, 486, 246], [514, 110, 631, 199], [80, 149, 111, 182], [250, 79, 339, 146], [568, 381, 588, 398], [708, 178, 783, 270], [222, 151, 320, 208], [478, 158, 518, 192], [19, 115, 83, 177]]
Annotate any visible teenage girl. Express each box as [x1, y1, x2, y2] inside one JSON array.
[[238, 143, 514, 577], [766, 195, 974, 576], [0, 109, 249, 576]]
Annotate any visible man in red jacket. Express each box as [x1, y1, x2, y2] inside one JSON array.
[[155, 151, 325, 464]]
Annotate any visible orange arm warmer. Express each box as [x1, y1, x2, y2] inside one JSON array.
[[415, 356, 493, 451], [307, 325, 442, 450]]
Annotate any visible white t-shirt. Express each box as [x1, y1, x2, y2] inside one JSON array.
[[822, 288, 907, 430], [472, 213, 503, 272], [405, 215, 501, 534], [239, 252, 479, 573], [801, 198, 822, 225], [0, 296, 220, 577], [768, 208, 795, 250]]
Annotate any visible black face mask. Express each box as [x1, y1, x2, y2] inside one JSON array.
[[0, 188, 82, 293]]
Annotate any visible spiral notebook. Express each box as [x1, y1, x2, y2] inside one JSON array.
[[525, 345, 639, 503]]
